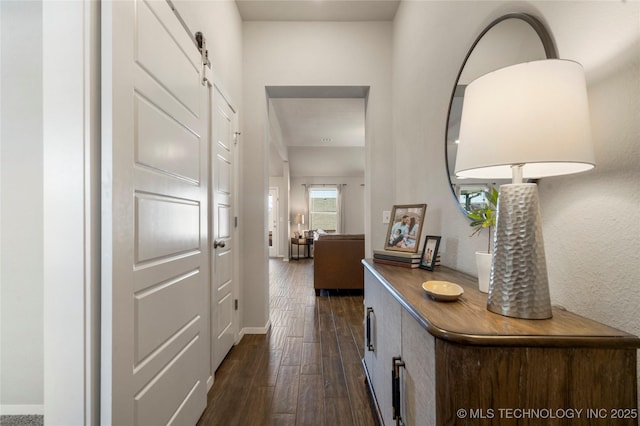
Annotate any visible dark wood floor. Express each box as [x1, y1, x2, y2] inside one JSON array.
[[197, 258, 378, 426]]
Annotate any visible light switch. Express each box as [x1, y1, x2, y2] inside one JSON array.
[[382, 210, 391, 224]]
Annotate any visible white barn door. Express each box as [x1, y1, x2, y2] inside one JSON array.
[[101, 0, 209, 424]]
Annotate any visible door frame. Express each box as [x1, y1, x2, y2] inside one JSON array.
[[42, 1, 100, 424]]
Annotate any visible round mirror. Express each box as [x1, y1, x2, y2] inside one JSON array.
[[445, 13, 557, 214]]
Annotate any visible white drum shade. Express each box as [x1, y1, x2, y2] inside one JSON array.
[[455, 59, 594, 179]]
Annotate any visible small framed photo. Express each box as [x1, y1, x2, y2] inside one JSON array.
[[384, 204, 427, 253], [420, 236, 441, 271]]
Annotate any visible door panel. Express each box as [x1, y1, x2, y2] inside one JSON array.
[[217, 292, 234, 336], [134, 269, 200, 363], [134, 334, 201, 426], [135, 0, 200, 115], [217, 154, 231, 194], [211, 86, 236, 372], [216, 250, 232, 286], [217, 203, 231, 239], [102, 0, 208, 424], [401, 309, 437, 425], [135, 195, 200, 262], [364, 269, 402, 425], [135, 95, 200, 182]]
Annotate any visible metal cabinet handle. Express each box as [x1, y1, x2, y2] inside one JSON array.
[[214, 240, 226, 249], [392, 356, 406, 425], [366, 307, 374, 351]]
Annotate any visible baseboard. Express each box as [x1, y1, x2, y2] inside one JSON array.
[[0, 404, 45, 415], [240, 320, 271, 335]]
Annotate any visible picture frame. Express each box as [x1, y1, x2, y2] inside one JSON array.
[[420, 235, 441, 271], [384, 204, 427, 253]]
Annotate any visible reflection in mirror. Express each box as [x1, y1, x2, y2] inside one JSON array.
[[445, 14, 557, 215]]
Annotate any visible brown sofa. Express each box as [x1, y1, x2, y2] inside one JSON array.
[[313, 234, 365, 295]]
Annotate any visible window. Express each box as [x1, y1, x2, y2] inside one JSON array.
[[309, 187, 338, 232], [459, 184, 489, 212]]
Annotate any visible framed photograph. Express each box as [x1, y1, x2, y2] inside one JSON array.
[[420, 235, 441, 271], [384, 204, 427, 253]]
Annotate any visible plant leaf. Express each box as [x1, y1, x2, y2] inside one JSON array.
[[467, 187, 498, 237]]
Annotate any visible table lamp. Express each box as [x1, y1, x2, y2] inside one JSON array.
[[295, 213, 304, 233], [455, 59, 594, 319]]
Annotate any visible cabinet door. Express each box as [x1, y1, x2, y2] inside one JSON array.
[[362, 270, 379, 385], [363, 269, 402, 425], [401, 309, 437, 425]]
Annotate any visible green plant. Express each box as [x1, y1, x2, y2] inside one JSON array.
[[467, 187, 498, 252]]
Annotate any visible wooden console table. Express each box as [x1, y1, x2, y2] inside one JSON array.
[[362, 259, 640, 425]]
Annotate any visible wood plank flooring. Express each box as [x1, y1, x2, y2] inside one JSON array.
[[197, 258, 378, 426]]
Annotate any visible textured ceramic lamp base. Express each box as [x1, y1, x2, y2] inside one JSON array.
[[487, 183, 552, 319]]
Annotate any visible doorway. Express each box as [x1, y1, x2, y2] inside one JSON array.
[[266, 86, 368, 244], [268, 187, 279, 257]]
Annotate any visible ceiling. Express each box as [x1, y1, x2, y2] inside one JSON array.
[[270, 98, 366, 177], [270, 98, 365, 148], [236, 0, 400, 22], [237, 2, 398, 179], [267, 87, 367, 178]]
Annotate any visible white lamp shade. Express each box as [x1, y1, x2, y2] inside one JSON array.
[[455, 59, 595, 179]]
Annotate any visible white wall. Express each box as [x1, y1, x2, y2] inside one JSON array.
[[392, 0, 639, 394], [290, 177, 365, 235], [243, 21, 393, 329], [534, 1, 640, 396], [392, 1, 501, 274], [0, 0, 44, 414]]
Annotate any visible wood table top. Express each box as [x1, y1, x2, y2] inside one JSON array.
[[363, 259, 640, 348]]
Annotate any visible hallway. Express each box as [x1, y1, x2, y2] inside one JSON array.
[[197, 259, 377, 425]]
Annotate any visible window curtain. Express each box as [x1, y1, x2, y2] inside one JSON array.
[[304, 184, 310, 229], [336, 184, 345, 233]]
